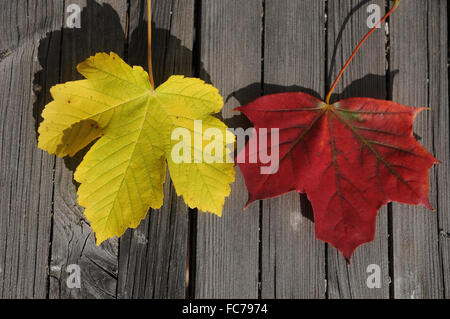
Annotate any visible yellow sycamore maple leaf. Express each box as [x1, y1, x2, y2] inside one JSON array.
[[38, 52, 235, 244]]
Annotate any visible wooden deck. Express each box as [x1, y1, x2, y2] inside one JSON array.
[[0, 0, 448, 299]]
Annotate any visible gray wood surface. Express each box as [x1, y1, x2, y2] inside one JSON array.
[[326, 0, 389, 299], [261, 0, 326, 298], [0, 0, 62, 298], [390, 0, 446, 299], [194, 0, 261, 299], [0, 0, 448, 299], [428, 0, 450, 299]]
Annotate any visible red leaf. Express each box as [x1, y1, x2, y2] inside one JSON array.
[[235, 93, 438, 260]]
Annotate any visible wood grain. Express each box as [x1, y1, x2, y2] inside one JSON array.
[[0, 0, 63, 299], [428, 0, 450, 299], [194, 0, 261, 298], [261, 0, 326, 299], [390, 0, 444, 299], [326, 0, 389, 299]]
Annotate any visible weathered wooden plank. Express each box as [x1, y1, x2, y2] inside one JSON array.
[[195, 0, 261, 298], [116, 0, 192, 299], [261, 0, 326, 298], [390, 0, 444, 299], [48, 0, 127, 299], [0, 0, 63, 299], [326, 0, 389, 299], [428, 0, 449, 299]]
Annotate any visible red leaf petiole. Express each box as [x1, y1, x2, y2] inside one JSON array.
[[325, 0, 401, 104]]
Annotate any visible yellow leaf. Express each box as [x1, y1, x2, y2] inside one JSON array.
[[38, 52, 235, 244]]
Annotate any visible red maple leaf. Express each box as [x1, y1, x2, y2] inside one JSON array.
[[234, 0, 439, 261]]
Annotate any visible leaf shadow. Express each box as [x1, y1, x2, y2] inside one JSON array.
[[326, 0, 375, 87], [33, 0, 211, 190]]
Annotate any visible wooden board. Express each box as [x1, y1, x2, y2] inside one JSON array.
[[261, 0, 326, 299], [48, 0, 127, 299], [428, 0, 450, 299], [390, 0, 445, 299], [0, 0, 63, 299], [116, 0, 192, 299], [194, 0, 261, 299], [326, 0, 389, 299]]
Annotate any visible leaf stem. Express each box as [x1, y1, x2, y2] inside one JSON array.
[[147, 0, 155, 89], [325, 0, 401, 104]]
